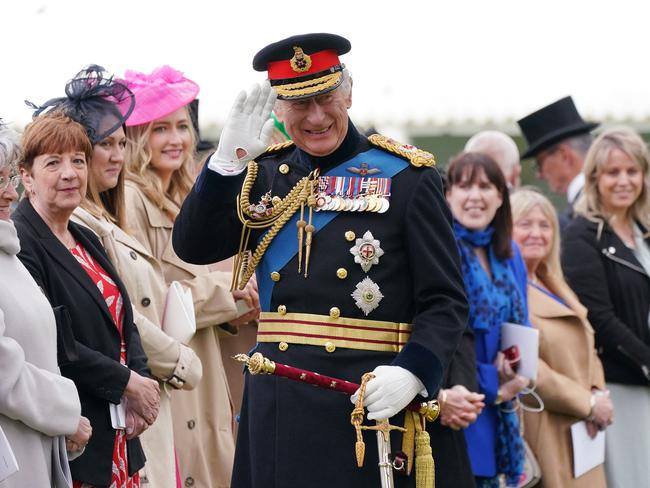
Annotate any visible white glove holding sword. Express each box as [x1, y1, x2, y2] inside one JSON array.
[[351, 365, 427, 420], [208, 81, 277, 176]]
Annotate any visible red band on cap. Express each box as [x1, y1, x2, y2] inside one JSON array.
[[267, 49, 341, 80]]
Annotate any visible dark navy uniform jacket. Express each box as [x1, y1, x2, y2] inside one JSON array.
[[173, 122, 469, 488]]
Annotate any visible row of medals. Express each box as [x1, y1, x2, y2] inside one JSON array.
[[315, 193, 390, 213], [314, 176, 391, 213]]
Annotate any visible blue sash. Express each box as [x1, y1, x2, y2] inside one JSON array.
[[256, 148, 409, 311]]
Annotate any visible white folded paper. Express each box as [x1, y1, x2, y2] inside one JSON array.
[[109, 397, 128, 430], [571, 420, 605, 478], [0, 424, 19, 481], [501, 322, 539, 381], [162, 281, 196, 344]]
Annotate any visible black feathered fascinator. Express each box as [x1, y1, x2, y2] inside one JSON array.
[[26, 65, 135, 144]]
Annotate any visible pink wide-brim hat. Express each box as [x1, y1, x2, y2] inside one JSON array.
[[120, 65, 199, 127]]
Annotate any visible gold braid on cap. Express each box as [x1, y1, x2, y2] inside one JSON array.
[[232, 160, 319, 290], [368, 134, 436, 168], [274, 72, 342, 99]]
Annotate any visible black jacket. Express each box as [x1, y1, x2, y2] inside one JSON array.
[[172, 124, 468, 488], [562, 215, 650, 385], [12, 199, 149, 487]]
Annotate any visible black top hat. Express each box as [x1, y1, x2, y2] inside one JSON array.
[[517, 96, 599, 159]]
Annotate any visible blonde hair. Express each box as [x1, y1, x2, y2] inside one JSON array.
[[511, 187, 585, 313], [574, 126, 650, 233], [81, 142, 128, 230], [124, 105, 196, 219]]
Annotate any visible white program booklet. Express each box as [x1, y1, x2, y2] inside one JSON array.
[[571, 421, 605, 478], [109, 397, 128, 430], [162, 281, 196, 344], [0, 425, 19, 481], [501, 322, 539, 381]]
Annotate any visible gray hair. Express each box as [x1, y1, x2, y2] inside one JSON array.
[[464, 130, 520, 178], [565, 133, 593, 156], [0, 125, 21, 172]]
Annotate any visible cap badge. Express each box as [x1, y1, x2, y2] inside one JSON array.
[[290, 46, 312, 73]]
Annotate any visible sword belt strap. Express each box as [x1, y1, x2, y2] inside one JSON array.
[[257, 311, 412, 353]]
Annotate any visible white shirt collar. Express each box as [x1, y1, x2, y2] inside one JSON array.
[[567, 173, 585, 204]]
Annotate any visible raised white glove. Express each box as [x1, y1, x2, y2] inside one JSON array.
[[208, 81, 277, 176], [350, 365, 426, 420]]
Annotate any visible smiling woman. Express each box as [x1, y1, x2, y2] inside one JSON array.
[[563, 127, 650, 487], [445, 152, 532, 488], [511, 188, 609, 488], [12, 111, 159, 488], [121, 65, 261, 488]]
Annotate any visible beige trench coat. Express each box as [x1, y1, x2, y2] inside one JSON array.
[[72, 207, 203, 488], [124, 181, 238, 488], [523, 282, 607, 488]]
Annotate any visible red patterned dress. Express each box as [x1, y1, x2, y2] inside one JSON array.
[[70, 243, 140, 488]]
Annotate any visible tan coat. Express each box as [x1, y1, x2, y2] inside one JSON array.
[[72, 207, 202, 488], [524, 282, 607, 488], [124, 181, 238, 488]]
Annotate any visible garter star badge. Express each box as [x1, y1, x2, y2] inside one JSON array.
[[290, 46, 312, 73], [351, 277, 384, 316], [350, 231, 384, 272]]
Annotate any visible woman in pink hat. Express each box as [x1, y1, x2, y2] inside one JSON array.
[[121, 66, 260, 488]]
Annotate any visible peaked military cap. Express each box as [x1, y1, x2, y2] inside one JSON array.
[[517, 96, 599, 159], [253, 33, 351, 100]]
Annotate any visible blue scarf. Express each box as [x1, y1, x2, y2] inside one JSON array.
[[454, 222, 525, 486]]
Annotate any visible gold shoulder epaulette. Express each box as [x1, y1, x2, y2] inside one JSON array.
[[368, 134, 435, 168], [260, 140, 295, 157]]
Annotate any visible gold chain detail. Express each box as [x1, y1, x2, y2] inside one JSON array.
[[231, 161, 318, 290]]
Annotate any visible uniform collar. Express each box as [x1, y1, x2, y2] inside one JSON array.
[[296, 119, 366, 172]]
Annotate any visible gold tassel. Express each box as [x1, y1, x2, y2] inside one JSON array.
[[401, 410, 416, 475], [296, 203, 306, 273], [414, 413, 435, 488]]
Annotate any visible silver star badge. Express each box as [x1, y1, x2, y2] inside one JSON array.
[[350, 230, 384, 272], [351, 277, 384, 316]]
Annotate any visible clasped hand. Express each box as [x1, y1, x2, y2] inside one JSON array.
[[123, 371, 160, 439], [586, 389, 614, 438], [439, 385, 485, 430], [66, 416, 92, 451]]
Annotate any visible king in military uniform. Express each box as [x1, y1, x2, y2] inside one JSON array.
[[173, 33, 469, 488]]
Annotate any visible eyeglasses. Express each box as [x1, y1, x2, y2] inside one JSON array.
[[0, 174, 21, 191]]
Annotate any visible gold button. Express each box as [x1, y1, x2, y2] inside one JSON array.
[[279, 163, 290, 174], [278, 342, 289, 352], [345, 231, 356, 242], [329, 307, 340, 319], [325, 341, 336, 353], [270, 271, 281, 282], [336, 268, 348, 279], [278, 305, 287, 315], [272, 196, 282, 206]]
